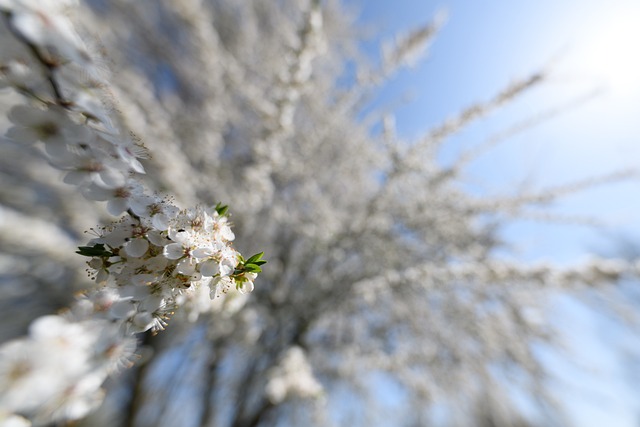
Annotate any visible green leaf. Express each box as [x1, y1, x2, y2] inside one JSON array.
[[215, 202, 229, 217], [243, 264, 262, 273], [76, 243, 113, 257], [246, 252, 265, 264]]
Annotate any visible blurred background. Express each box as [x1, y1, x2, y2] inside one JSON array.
[[351, 0, 640, 425], [356, 0, 640, 262]]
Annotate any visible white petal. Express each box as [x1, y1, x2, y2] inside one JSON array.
[[151, 213, 169, 231], [199, 260, 218, 277], [107, 198, 129, 216], [164, 205, 180, 218], [239, 280, 254, 294], [43, 139, 69, 159], [82, 184, 111, 201], [221, 226, 235, 241], [129, 195, 153, 217], [29, 315, 67, 339], [131, 312, 154, 333], [192, 247, 213, 259], [7, 105, 32, 124], [95, 269, 110, 285], [139, 295, 164, 313], [11, 12, 46, 46], [147, 230, 168, 246], [219, 261, 234, 277], [119, 285, 150, 300], [211, 276, 233, 298], [163, 243, 185, 259], [170, 230, 190, 244], [177, 258, 196, 275], [63, 170, 86, 185], [116, 145, 146, 173], [124, 238, 149, 258], [109, 300, 134, 319], [74, 92, 112, 125], [6, 126, 38, 144], [95, 167, 126, 189]]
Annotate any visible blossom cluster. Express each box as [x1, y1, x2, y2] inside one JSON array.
[[0, 315, 135, 426], [0, 1, 261, 424], [79, 204, 260, 334]]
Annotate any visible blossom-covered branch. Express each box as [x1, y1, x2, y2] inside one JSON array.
[[0, 1, 261, 425]]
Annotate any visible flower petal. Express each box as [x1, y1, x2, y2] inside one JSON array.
[[177, 258, 196, 275], [124, 238, 149, 258], [239, 280, 254, 294], [192, 247, 213, 259], [163, 243, 185, 259], [107, 198, 129, 216], [199, 260, 218, 277]]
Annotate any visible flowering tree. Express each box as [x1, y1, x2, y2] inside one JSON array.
[[0, 0, 636, 426]]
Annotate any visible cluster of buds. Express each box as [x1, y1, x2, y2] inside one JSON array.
[[0, 1, 262, 425]]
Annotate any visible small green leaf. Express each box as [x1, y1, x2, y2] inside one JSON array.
[[76, 243, 113, 258], [246, 252, 265, 264], [215, 202, 229, 217], [243, 264, 262, 273]]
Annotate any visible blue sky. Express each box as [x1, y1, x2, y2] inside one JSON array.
[[350, 0, 640, 264], [346, 1, 640, 425]]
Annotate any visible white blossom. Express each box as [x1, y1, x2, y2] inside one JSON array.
[[0, 2, 260, 424]]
